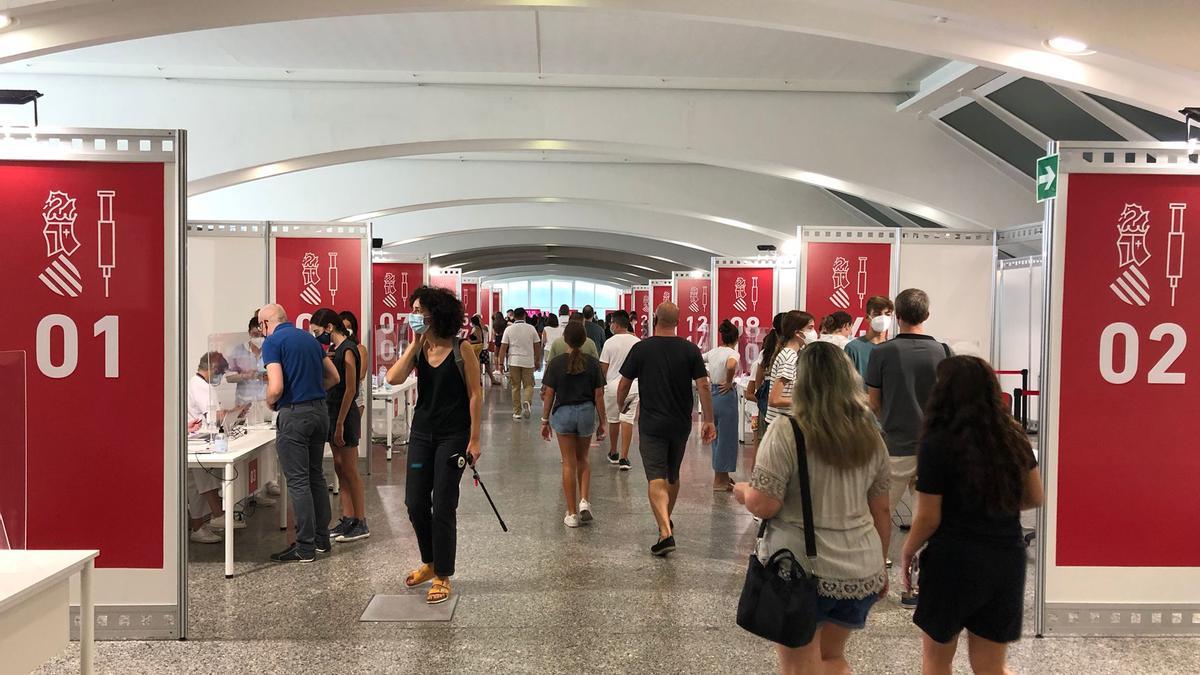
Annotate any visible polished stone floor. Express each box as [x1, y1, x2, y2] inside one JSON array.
[[38, 386, 1200, 674]]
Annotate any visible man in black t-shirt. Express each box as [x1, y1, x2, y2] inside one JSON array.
[[618, 302, 717, 557]]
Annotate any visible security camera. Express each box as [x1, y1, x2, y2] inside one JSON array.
[[757, 244, 777, 252]]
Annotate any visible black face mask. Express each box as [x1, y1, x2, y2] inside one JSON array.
[[316, 332, 332, 346]]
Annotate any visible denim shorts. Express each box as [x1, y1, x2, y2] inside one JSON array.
[[817, 593, 879, 630], [550, 402, 598, 437]]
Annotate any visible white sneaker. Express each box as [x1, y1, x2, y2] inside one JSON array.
[[512, 413, 523, 420], [265, 481, 282, 496], [252, 494, 277, 507], [207, 514, 246, 530], [578, 500, 594, 523], [189, 526, 222, 544], [564, 512, 581, 528], [522, 402, 532, 419]]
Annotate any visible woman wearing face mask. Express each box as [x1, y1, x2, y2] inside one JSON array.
[[765, 310, 815, 425], [386, 286, 483, 605], [312, 308, 369, 544]]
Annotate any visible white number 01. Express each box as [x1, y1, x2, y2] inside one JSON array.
[[36, 314, 120, 379], [1099, 322, 1186, 385]]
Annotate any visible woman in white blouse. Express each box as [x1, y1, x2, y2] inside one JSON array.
[[735, 341, 892, 674], [704, 319, 741, 491]]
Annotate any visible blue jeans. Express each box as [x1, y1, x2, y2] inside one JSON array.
[[276, 400, 331, 556], [711, 384, 738, 473], [550, 402, 598, 437]]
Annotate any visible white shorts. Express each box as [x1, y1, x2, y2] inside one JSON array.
[[604, 381, 639, 425]]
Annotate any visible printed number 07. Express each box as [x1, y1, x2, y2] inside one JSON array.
[[1098, 322, 1185, 385]]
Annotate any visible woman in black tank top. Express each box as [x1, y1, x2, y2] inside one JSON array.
[[386, 286, 482, 606]]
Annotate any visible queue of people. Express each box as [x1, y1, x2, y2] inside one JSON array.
[[196, 285, 1036, 673]]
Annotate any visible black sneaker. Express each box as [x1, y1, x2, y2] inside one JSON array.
[[651, 536, 676, 557], [270, 545, 315, 563], [329, 517, 353, 541], [338, 519, 370, 542], [618, 458, 631, 471], [608, 452, 620, 464], [900, 591, 918, 609]]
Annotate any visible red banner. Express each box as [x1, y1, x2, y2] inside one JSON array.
[[372, 262, 424, 371], [0, 351, 27, 549], [275, 237, 363, 331], [715, 266, 774, 374], [651, 282, 673, 313], [622, 292, 632, 312], [430, 271, 460, 295], [1057, 173, 1200, 566], [633, 288, 651, 337], [461, 281, 478, 317], [2, 160, 166, 567], [676, 277, 711, 350], [804, 241, 892, 336]]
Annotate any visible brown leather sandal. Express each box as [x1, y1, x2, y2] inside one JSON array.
[[405, 563, 435, 588], [427, 577, 451, 605]]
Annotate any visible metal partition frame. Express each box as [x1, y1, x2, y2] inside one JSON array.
[[0, 127, 186, 639], [1037, 141, 1200, 636]]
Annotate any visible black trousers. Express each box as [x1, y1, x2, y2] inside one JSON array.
[[405, 430, 468, 577]]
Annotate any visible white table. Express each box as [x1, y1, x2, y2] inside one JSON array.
[[188, 429, 281, 578], [0, 549, 99, 675], [372, 378, 417, 461]]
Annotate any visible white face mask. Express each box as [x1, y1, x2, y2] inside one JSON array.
[[870, 314, 892, 334], [250, 337, 265, 348], [802, 329, 818, 344]]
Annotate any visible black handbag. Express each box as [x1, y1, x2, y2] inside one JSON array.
[[736, 418, 820, 648]]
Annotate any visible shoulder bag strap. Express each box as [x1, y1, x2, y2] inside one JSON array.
[[788, 418, 818, 560], [453, 337, 466, 382]]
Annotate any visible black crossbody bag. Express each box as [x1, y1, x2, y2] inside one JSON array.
[[736, 418, 820, 648]]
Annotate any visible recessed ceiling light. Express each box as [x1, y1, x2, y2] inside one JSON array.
[[0, 15, 13, 29], [1045, 36, 1094, 55]]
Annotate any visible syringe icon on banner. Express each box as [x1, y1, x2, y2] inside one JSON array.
[[328, 252, 339, 305], [856, 257, 868, 308], [750, 277, 759, 311], [701, 284, 709, 313], [97, 191, 116, 298], [1167, 202, 1187, 307], [400, 272, 411, 309]]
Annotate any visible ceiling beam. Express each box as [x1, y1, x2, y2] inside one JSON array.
[[1046, 84, 1157, 142], [896, 61, 1004, 115]]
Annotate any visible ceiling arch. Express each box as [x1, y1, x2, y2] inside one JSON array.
[[189, 137, 983, 229], [382, 226, 720, 265], [432, 243, 696, 274], [0, 1, 1187, 114]]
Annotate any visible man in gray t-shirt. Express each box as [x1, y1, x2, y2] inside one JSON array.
[[865, 289, 948, 514]]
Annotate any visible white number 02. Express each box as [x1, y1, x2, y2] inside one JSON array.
[[1098, 322, 1185, 385], [36, 314, 120, 379]]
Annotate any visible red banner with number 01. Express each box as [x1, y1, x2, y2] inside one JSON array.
[[2, 160, 166, 568], [715, 266, 774, 375], [1058, 173, 1200, 566], [676, 276, 711, 350]]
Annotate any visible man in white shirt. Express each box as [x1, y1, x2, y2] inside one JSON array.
[[599, 310, 640, 470], [498, 307, 543, 420]]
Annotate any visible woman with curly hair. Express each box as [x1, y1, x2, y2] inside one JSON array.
[[901, 356, 1043, 675], [386, 285, 483, 605]]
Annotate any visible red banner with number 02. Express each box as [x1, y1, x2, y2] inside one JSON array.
[[1058, 173, 1200, 566], [2, 160, 166, 568], [715, 266, 774, 375], [274, 237, 363, 332], [633, 288, 651, 337]]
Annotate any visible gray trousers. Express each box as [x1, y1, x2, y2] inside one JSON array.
[[276, 399, 331, 556]]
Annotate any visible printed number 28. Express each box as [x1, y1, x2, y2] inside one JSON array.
[[1099, 322, 1186, 385], [36, 314, 119, 379]]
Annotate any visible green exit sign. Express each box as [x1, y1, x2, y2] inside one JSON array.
[[1036, 153, 1059, 203]]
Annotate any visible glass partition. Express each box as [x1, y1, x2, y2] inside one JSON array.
[[201, 331, 271, 431], [0, 351, 27, 549], [375, 320, 409, 383]]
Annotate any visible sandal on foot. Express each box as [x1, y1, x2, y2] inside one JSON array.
[[427, 577, 451, 605], [405, 563, 435, 588]]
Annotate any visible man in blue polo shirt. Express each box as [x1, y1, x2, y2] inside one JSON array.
[[258, 303, 340, 563]]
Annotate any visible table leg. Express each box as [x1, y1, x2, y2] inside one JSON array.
[[224, 463, 235, 579], [80, 559, 94, 675], [386, 397, 394, 460]]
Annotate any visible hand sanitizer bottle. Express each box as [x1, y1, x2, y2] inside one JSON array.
[[214, 426, 228, 453]]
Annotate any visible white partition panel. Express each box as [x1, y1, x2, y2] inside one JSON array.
[[996, 256, 1043, 420], [897, 231, 996, 358], [185, 223, 269, 375]]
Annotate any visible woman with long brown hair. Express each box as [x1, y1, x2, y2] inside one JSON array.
[[736, 342, 891, 673], [541, 321, 607, 527], [901, 356, 1043, 675]]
